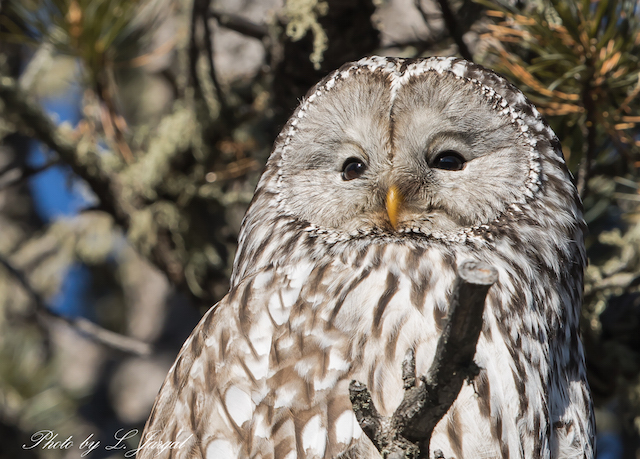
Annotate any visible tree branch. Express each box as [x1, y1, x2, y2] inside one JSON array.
[[0, 76, 133, 228], [0, 255, 152, 356], [189, 0, 232, 124], [0, 161, 59, 191], [577, 66, 597, 200], [414, 0, 437, 30], [350, 260, 498, 458], [425, 0, 473, 61], [0, 76, 194, 295], [209, 10, 268, 40], [200, 0, 231, 119]]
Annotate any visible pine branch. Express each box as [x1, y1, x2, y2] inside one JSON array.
[[350, 260, 497, 459]]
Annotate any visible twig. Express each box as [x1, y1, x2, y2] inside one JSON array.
[[96, 63, 134, 163], [209, 10, 268, 40], [381, 38, 442, 51], [68, 316, 152, 355], [577, 66, 597, 200], [414, 0, 436, 30], [429, 0, 474, 61], [0, 161, 21, 182], [350, 260, 498, 459], [200, 0, 231, 118], [18, 42, 54, 92], [381, 25, 450, 58], [189, 0, 204, 100], [0, 161, 59, 191], [190, 0, 231, 120], [0, 255, 153, 356]]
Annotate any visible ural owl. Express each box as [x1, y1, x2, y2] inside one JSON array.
[[139, 57, 594, 459]]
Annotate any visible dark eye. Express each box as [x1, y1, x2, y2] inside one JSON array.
[[433, 151, 465, 171], [342, 157, 367, 180]]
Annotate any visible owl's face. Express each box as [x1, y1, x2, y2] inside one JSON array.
[[277, 61, 534, 237]]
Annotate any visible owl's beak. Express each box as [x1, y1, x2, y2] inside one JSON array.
[[385, 185, 403, 230]]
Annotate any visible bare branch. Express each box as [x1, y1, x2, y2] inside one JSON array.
[[0, 255, 153, 356], [577, 67, 597, 200], [210, 10, 268, 40], [189, 1, 204, 103], [18, 42, 55, 92], [402, 348, 416, 390], [0, 161, 59, 191], [414, 0, 436, 29], [349, 381, 383, 449], [381, 37, 442, 52], [201, 1, 230, 118], [417, 0, 473, 62], [69, 316, 153, 356], [350, 260, 497, 458], [190, 0, 231, 122]]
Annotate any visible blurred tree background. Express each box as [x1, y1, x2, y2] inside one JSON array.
[[0, 0, 638, 457]]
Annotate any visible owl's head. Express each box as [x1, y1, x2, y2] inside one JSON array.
[[232, 57, 580, 283], [259, 56, 568, 240]]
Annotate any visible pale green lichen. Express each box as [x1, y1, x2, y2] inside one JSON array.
[[121, 104, 196, 200], [282, 0, 329, 70], [128, 207, 157, 256], [73, 213, 115, 265], [127, 201, 187, 259]]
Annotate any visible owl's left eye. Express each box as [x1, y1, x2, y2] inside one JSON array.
[[342, 158, 367, 180], [433, 151, 465, 171]]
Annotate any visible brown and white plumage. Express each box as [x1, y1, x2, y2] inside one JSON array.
[[139, 57, 594, 459]]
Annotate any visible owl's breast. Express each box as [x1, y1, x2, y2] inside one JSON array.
[[290, 242, 520, 458], [281, 243, 457, 416], [233, 239, 583, 458]]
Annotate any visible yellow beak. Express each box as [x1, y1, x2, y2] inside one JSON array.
[[385, 185, 403, 230]]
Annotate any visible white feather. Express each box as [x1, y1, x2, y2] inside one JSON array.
[[302, 415, 327, 457]]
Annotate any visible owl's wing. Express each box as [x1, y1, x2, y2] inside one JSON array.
[[137, 262, 368, 459]]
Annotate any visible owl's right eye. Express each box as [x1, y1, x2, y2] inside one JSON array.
[[342, 158, 367, 181]]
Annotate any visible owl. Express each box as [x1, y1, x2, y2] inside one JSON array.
[[138, 57, 594, 459]]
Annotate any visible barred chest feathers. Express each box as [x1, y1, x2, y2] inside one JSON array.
[[224, 233, 589, 459]]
